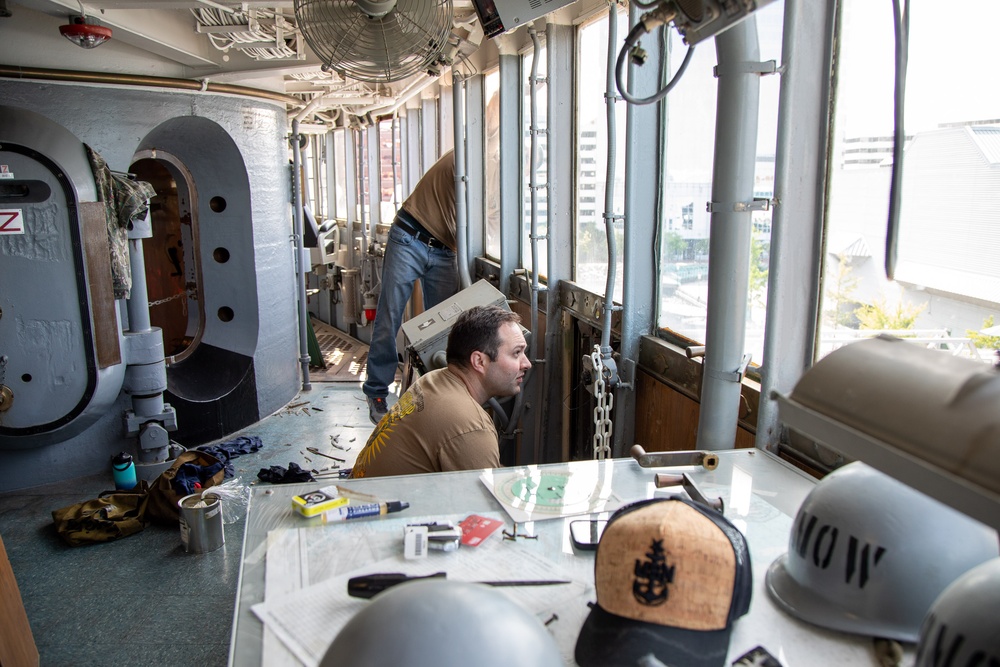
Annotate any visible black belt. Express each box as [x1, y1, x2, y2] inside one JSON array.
[[395, 210, 447, 250]]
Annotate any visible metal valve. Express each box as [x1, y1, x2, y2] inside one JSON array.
[[0, 385, 12, 411]]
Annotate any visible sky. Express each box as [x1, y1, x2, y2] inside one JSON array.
[[838, 0, 1000, 137], [578, 0, 1000, 172]]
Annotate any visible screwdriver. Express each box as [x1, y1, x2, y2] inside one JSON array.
[[347, 572, 572, 599]]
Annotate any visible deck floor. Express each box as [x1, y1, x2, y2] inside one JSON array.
[[0, 352, 386, 666]]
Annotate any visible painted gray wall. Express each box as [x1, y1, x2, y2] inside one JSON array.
[[0, 79, 300, 491]]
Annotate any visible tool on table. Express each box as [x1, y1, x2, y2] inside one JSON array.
[[404, 522, 463, 558], [306, 446, 345, 462], [654, 472, 724, 512], [331, 484, 381, 503], [347, 572, 572, 599], [631, 444, 719, 470], [322, 500, 409, 523]]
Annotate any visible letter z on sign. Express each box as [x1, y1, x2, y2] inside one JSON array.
[[0, 209, 24, 235]]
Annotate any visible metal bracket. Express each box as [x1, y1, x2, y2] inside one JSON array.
[[619, 357, 636, 391], [654, 472, 725, 512], [631, 445, 719, 471], [706, 197, 772, 213], [705, 353, 753, 383], [713, 59, 778, 78]]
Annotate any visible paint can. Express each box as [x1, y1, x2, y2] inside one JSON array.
[[178, 492, 225, 553]]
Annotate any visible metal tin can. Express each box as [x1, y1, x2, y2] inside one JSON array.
[[178, 492, 225, 553]]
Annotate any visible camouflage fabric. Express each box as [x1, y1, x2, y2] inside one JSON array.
[[85, 145, 157, 300]]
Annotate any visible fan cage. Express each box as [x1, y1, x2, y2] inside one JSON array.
[[295, 0, 454, 84]]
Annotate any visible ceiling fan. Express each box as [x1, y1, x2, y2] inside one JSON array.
[[294, 0, 455, 84]]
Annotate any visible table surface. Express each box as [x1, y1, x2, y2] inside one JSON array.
[[228, 449, 905, 667]]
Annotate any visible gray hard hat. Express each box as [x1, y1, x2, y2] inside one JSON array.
[[915, 557, 1000, 667], [765, 462, 998, 642], [320, 579, 564, 667]]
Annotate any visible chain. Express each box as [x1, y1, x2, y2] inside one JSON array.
[[148, 288, 197, 308], [591, 345, 613, 461]]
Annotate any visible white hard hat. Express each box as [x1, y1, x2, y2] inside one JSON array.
[[915, 557, 1000, 666], [320, 579, 564, 667], [765, 462, 998, 641]]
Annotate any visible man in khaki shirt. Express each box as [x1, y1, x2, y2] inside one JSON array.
[[351, 306, 530, 478]]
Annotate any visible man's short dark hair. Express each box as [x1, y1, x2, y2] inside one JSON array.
[[446, 305, 522, 369]]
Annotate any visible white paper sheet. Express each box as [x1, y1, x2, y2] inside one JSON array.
[[252, 539, 585, 667]]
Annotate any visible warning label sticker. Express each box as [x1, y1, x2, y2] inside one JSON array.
[[0, 209, 25, 235]]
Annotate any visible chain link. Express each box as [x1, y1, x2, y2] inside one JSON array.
[[591, 345, 613, 461], [148, 288, 197, 308]]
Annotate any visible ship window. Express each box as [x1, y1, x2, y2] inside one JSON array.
[[378, 118, 401, 223], [484, 68, 501, 261], [333, 129, 348, 220], [820, 0, 1000, 365], [574, 9, 628, 301], [656, 2, 782, 364]]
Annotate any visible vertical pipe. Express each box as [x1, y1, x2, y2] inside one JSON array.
[[502, 29, 543, 456], [599, 7, 619, 357], [507, 27, 542, 463], [756, 0, 835, 451], [126, 235, 165, 420], [291, 119, 312, 391], [696, 19, 760, 450], [453, 72, 473, 289], [126, 239, 153, 334]]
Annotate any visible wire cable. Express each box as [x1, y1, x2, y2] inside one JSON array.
[[191, 7, 299, 60], [885, 0, 909, 279], [614, 20, 695, 106]]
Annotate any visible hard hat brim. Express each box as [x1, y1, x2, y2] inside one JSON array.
[[764, 553, 918, 642]]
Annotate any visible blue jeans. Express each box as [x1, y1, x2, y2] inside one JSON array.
[[363, 221, 459, 399]]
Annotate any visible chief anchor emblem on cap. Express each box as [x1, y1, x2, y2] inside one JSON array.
[[633, 539, 675, 606]]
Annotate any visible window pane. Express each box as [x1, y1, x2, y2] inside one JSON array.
[[821, 0, 1000, 363], [575, 10, 628, 302], [657, 3, 783, 366], [484, 70, 501, 260], [379, 118, 400, 223], [523, 45, 547, 276], [333, 129, 347, 219], [658, 26, 717, 346]]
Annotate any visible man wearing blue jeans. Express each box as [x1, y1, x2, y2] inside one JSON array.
[[363, 150, 459, 424]]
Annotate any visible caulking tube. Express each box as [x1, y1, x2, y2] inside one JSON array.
[[320, 500, 409, 523]]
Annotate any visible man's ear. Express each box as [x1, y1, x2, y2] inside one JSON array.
[[469, 350, 489, 374]]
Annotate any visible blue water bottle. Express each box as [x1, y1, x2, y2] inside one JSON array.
[[111, 452, 137, 490]]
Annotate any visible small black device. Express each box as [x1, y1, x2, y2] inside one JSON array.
[[569, 519, 608, 551]]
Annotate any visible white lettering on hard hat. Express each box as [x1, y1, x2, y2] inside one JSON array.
[[792, 512, 887, 588]]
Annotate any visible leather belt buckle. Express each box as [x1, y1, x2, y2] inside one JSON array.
[[422, 234, 445, 250], [397, 216, 445, 249]]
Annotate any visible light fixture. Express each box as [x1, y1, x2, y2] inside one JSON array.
[[59, 15, 112, 49]]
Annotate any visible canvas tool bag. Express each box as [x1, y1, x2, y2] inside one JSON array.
[[145, 450, 226, 524], [51, 486, 149, 547]]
